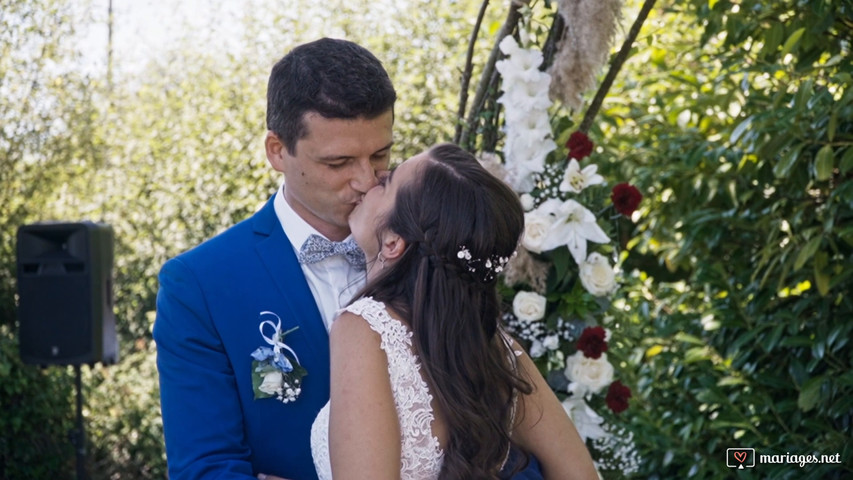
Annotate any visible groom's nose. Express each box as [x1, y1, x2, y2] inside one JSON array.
[[350, 158, 379, 193]]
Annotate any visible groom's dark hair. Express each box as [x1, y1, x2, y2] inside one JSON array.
[[357, 143, 533, 478], [266, 38, 396, 155]]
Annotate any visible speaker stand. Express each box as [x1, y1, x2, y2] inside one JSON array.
[[69, 364, 88, 480]]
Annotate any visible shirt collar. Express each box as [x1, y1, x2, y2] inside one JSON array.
[[273, 184, 353, 252]]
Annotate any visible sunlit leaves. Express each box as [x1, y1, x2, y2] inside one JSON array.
[[594, 0, 852, 477]]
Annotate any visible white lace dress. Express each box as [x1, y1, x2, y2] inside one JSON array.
[[310, 297, 445, 480]]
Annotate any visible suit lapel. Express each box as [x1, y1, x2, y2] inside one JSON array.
[[251, 196, 330, 363]]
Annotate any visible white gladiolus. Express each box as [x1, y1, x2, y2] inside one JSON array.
[[495, 35, 556, 193]]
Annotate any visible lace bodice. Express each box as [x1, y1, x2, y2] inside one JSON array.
[[311, 297, 444, 480]]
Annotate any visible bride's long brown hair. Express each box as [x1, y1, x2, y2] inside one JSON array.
[[356, 143, 533, 479]]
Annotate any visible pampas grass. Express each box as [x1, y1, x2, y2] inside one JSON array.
[[503, 247, 550, 293], [549, 0, 623, 111]]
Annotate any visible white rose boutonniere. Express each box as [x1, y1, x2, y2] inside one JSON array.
[[513, 291, 547, 322], [257, 370, 283, 396], [579, 252, 618, 297], [250, 311, 307, 403], [564, 351, 614, 395]]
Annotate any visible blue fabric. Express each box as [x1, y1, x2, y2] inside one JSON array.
[[154, 196, 327, 480], [502, 446, 545, 480]]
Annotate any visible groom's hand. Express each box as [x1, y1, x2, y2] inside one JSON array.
[[257, 474, 290, 480]]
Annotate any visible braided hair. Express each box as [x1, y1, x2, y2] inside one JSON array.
[[356, 143, 533, 479]]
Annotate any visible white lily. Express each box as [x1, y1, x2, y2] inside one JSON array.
[[543, 199, 610, 264], [561, 396, 608, 442], [559, 159, 605, 193]]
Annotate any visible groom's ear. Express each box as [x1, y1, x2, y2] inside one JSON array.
[[266, 131, 286, 172], [380, 232, 407, 261]]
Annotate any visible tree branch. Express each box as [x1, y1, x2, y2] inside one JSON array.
[[454, 0, 491, 144], [459, 3, 524, 151], [540, 10, 565, 73], [578, 0, 657, 134]]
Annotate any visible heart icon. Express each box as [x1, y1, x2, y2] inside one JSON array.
[[734, 451, 747, 463]]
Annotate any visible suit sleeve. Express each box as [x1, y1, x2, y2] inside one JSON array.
[[153, 257, 256, 479]]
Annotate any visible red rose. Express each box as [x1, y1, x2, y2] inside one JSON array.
[[606, 380, 632, 413], [611, 183, 642, 217], [566, 131, 594, 160], [576, 326, 608, 359]]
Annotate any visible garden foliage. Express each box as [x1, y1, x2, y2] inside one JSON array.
[[594, 1, 852, 477]]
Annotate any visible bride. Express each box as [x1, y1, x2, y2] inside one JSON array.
[[310, 143, 598, 479]]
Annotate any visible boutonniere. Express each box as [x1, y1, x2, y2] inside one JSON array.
[[250, 311, 307, 403]]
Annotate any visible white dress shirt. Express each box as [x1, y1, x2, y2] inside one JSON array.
[[274, 186, 366, 331]]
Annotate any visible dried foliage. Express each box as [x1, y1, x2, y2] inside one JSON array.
[[548, 0, 623, 110]]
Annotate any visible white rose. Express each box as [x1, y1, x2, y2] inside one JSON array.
[[512, 291, 547, 322], [522, 210, 553, 253], [258, 371, 283, 396], [579, 252, 617, 297], [520, 193, 536, 212], [564, 351, 614, 395], [542, 334, 560, 351]]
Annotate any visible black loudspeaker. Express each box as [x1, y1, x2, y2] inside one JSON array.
[[16, 222, 118, 366]]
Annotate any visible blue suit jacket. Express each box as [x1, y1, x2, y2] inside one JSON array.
[[155, 196, 327, 479], [154, 195, 544, 479]]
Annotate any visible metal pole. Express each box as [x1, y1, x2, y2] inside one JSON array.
[[72, 364, 88, 480]]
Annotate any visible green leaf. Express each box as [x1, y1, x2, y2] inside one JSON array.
[[773, 144, 803, 178], [761, 23, 784, 59], [794, 236, 821, 270], [828, 110, 837, 141], [548, 247, 573, 287], [780, 336, 813, 348], [797, 375, 824, 412], [814, 251, 830, 296], [780, 27, 806, 58], [251, 361, 274, 399], [684, 346, 711, 363], [761, 323, 787, 352], [717, 376, 746, 387], [814, 144, 834, 181], [758, 134, 792, 162], [674, 332, 705, 345], [730, 116, 752, 144], [840, 147, 853, 174]]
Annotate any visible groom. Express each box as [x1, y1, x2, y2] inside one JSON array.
[[154, 38, 542, 480]]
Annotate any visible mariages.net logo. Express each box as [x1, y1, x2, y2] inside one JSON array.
[[726, 448, 756, 469], [727, 447, 842, 470]]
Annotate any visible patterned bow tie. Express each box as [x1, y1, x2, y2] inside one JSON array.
[[298, 234, 366, 270]]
